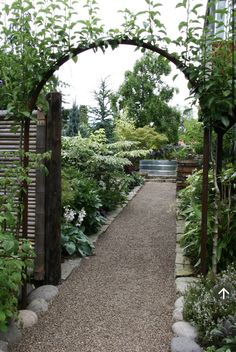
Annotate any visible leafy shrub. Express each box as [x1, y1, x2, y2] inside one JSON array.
[[61, 224, 94, 257], [62, 130, 148, 214], [183, 265, 236, 347], [169, 145, 196, 160], [178, 170, 214, 270], [0, 232, 34, 331], [0, 152, 37, 331], [178, 167, 236, 271], [62, 168, 105, 235], [114, 116, 168, 150], [98, 172, 129, 211], [61, 130, 147, 257], [179, 118, 204, 155], [127, 173, 144, 190]]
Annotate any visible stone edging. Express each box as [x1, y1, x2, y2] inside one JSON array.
[[170, 198, 202, 352], [0, 184, 143, 352]]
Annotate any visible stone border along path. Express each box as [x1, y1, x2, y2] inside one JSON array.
[[171, 198, 202, 352], [9, 182, 177, 352]]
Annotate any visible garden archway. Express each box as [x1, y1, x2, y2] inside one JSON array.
[[22, 36, 196, 282], [23, 33, 235, 279], [14, 2, 232, 273]]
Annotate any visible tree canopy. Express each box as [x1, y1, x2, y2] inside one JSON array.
[[114, 114, 168, 150], [112, 53, 181, 143]]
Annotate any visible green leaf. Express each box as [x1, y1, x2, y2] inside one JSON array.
[[221, 117, 230, 127], [3, 240, 15, 252], [176, 2, 185, 8], [65, 242, 76, 255], [178, 21, 188, 31], [172, 74, 178, 81], [192, 4, 203, 14], [71, 55, 78, 64], [0, 311, 6, 322]]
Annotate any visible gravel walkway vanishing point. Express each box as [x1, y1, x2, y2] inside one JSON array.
[[10, 182, 176, 352]]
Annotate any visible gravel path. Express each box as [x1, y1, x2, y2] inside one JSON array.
[[10, 182, 176, 352]]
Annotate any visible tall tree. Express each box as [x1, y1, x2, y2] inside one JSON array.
[[63, 103, 90, 137], [113, 53, 180, 143], [78, 105, 90, 137], [64, 102, 80, 137], [90, 78, 114, 141]]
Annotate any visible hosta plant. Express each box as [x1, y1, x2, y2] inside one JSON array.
[[61, 224, 94, 257]]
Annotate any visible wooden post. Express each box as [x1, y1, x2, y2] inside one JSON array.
[[34, 111, 46, 281], [200, 126, 210, 276], [45, 92, 62, 285]]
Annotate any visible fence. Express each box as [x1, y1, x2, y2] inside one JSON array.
[[0, 92, 62, 284]]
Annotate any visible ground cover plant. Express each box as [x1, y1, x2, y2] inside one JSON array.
[[183, 265, 236, 350]]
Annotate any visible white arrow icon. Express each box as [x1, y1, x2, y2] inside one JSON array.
[[218, 288, 229, 300]]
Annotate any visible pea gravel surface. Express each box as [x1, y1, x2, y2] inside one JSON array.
[[10, 182, 176, 352]]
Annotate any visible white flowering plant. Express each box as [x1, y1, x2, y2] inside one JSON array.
[[61, 205, 94, 257], [184, 265, 236, 348], [62, 168, 105, 236], [63, 206, 86, 228]]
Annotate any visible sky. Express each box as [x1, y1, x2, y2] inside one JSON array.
[[58, 0, 207, 111]]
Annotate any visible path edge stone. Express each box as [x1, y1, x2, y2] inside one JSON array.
[[171, 196, 203, 352]]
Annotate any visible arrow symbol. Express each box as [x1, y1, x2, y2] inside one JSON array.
[[218, 288, 229, 300]]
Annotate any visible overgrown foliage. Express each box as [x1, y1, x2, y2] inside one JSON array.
[[0, 232, 35, 331], [183, 265, 236, 348]]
